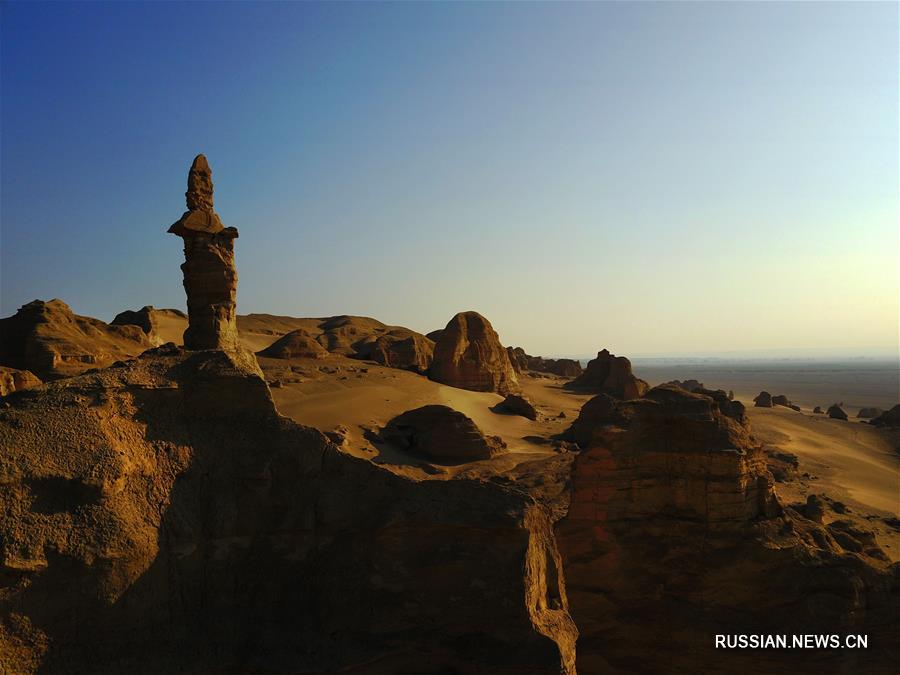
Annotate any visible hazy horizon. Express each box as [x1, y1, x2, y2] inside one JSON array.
[[3, 2, 898, 359]]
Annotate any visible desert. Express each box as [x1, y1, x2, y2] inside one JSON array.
[[2, 3, 898, 674]]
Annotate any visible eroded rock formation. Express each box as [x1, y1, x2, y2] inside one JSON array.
[[507, 347, 583, 378], [381, 404, 507, 463], [556, 383, 898, 673], [828, 404, 848, 420], [168, 155, 240, 350], [564, 349, 648, 399], [258, 329, 331, 359], [870, 404, 900, 427], [429, 312, 519, 394], [754, 390, 773, 407], [0, 348, 575, 674], [857, 407, 884, 419], [492, 393, 539, 420], [0, 366, 41, 396], [0, 299, 152, 380]]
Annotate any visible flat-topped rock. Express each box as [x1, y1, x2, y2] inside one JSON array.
[[564, 348, 648, 399]]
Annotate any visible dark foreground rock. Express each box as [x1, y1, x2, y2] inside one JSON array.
[[492, 393, 539, 420], [381, 404, 507, 463], [0, 349, 575, 674]]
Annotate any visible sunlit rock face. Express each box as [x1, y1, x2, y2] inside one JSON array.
[[565, 348, 648, 399], [168, 155, 239, 351], [429, 311, 519, 395]]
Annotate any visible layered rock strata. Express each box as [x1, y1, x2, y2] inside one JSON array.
[[168, 155, 240, 351], [429, 311, 518, 394]]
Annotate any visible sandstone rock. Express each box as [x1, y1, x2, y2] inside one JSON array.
[[663, 379, 704, 392], [507, 347, 583, 378], [813, 406, 823, 414], [753, 390, 773, 407], [869, 404, 900, 428], [0, 367, 41, 397], [857, 407, 884, 419], [693, 387, 746, 423], [355, 329, 434, 373], [771, 394, 796, 408], [168, 155, 240, 350], [804, 494, 826, 523], [493, 393, 538, 420], [565, 349, 648, 399], [429, 312, 519, 394], [0, 299, 152, 380], [0, 349, 575, 674], [111, 306, 188, 346], [555, 384, 897, 673], [381, 404, 507, 463], [827, 404, 848, 420], [425, 329, 444, 342], [258, 329, 330, 359]]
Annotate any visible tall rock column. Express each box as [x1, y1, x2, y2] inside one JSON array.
[[168, 154, 240, 351]]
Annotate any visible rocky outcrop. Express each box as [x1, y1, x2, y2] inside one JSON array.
[[508, 347, 583, 378], [869, 404, 900, 428], [251, 316, 435, 373], [556, 384, 898, 673], [0, 348, 575, 674], [168, 155, 240, 351], [753, 390, 773, 407], [0, 299, 152, 380], [663, 378, 704, 392], [493, 393, 538, 420], [827, 404, 848, 420], [354, 330, 434, 374], [258, 329, 330, 359], [857, 407, 884, 419], [0, 367, 41, 396], [112, 306, 188, 345], [381, 404, 507, 463], [429, 312, 519, 394], [564, 349, 647, 399]]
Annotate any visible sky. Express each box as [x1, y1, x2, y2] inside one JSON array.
[[2, 1, 897, 358]]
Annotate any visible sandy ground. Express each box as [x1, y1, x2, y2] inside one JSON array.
[[261, 355, 591, 481]]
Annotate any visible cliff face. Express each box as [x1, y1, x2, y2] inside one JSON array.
[[556, 385, 898, 673], [0, 346, 576, 674]]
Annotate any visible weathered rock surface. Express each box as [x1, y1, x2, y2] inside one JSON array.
[[429, 312, 519, 394], [381, 404, 507, 463], [753, 390, 773, 407], [827, 404, 848, 420], [168, 155, 240, 350], [0, 349, 575, 674], [556, 384, 898, 673], [0, 299, 152, 380], [507, 347, 583, 378], [493, 393, 539, 420], [663, 378, 705, 392], [870, 404, 900, 428], [112, 306, 188, 345], [258, 329, 330, 359], [0, 366, 42, 397], [254, 316, 435, 373], [564, 349, 648, 399], [857, 407, 884, 419]]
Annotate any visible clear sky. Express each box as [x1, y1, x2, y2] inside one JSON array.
[[2, 1, 897, 358]]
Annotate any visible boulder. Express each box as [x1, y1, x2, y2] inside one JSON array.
[[753, 391, 773, 407], [355, 330, 434, 373], [381, 404, 507, 463], [857, 407, 884, 419], [428, 311, 519, 394], [493, 393, 538, 420], [813, 406, 823, 414], [869, 404, 900, 428], [258, 329, 330, 359], [0, 366, 42, 396], [771, 394, 792, 407], [827, 404, 848, 421], [565, 349, 648, 399]]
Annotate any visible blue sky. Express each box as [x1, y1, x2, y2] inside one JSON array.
[[2, 1, 897, 357]]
